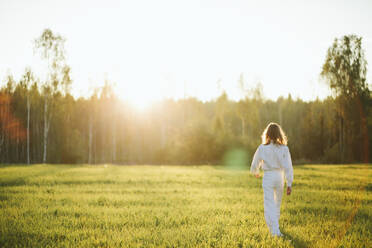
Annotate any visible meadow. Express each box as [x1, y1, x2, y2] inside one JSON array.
[[0, 164, 371, 248]]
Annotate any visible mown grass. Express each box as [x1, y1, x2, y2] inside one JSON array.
[[0, 164, 371, 248]]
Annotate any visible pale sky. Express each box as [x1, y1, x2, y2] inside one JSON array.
[[1, 0, 372, 106]]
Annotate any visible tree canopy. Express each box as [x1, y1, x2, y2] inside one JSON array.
[[0, 31, 371, 165]]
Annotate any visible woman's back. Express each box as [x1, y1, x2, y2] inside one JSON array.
[[251, 142, 293, 186], [257, 143, 290, 171]]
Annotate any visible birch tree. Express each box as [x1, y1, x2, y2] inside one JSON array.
[[34, 29, 69, 163], [236, 73, 249, 137], [20, 68, 34, 164], [88, 91, 98, 164]]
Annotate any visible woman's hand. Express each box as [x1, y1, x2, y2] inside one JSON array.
[[254, 174, 261, 178], [286, 186, 292, 195]]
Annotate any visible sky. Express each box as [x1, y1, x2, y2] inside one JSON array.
[[1, 0, 372, 106]]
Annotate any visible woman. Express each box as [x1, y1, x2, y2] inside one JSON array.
[[250, 122, 293, 237]]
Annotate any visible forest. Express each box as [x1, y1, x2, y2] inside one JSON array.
[[0, 30, 371, 165]]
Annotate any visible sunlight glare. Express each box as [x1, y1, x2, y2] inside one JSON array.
[[116, 79, 165, 111], [127, 94, 156, 111]]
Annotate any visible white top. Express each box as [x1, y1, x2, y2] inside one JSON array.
[[250, 143, 293, 186]]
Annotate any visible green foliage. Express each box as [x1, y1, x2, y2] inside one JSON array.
[[0, 164, 370, 247], [321, 34, 371, 163], [34, 29, 69, 95], [1, 82, 371, 164], [321, 35, 369, 99], [1, 31, 372, 164]]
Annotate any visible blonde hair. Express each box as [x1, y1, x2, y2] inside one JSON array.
[[261, 122, 288, 145]]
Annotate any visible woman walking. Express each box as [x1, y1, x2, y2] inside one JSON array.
[[250, 122, 293, 237]]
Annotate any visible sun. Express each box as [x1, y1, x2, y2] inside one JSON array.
[[115, 82, 165, 111], [127, 94, 156, 111]]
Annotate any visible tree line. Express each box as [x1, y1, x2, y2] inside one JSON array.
[[0, 30, 371, 165]]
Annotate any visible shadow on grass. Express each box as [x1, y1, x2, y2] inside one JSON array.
[[0, 164, 32, 168], [0, 164, 76, 169], [366, 184, 372, 192], [0, 178, 27, 187], [0, 165, 73, 187], [281, 231, 308, 248]]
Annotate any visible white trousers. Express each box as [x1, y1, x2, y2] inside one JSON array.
[[262, 170, 284, 236]]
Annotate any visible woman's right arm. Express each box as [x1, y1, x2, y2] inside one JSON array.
[[250, 146, 262, 175]]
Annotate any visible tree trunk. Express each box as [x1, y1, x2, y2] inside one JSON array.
[[319, 114, 324, 158], [161, 122, 166, 148], [338, 115, 341, 161], [342, 117, 346, 162], [339, 116, 344, 162], [43, 97, 48, 163], [88, 115, 93, 164], [101, 118, 105, 163], [0, 138, 4, 163], [112, 120, 116, 163], [241, 117, 245, 137], [27, 96, 30, 164], [360, 110, 369, 163], [16, 127, 19, 162]]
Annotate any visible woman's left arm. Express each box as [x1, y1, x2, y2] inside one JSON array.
[[282, 146, 293, 187]]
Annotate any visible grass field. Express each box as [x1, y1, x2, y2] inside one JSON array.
[[0, 164, 371, 248]]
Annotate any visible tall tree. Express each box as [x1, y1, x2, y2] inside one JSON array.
[[213, 91, 228, 135], [34, 29, 70, 163], [321, 34, 370, 162], [19, 68, 34, 164], [236, 73, 249, 137], [88, 92, 98, 164]]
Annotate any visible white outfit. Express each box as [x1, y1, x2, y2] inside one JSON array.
[[250, 143, 293, 236]]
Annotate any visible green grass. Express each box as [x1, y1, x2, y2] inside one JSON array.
[[0, 164, 371, 248]]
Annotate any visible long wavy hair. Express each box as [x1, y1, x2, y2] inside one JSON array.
[[261, 122, 288, 145]]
